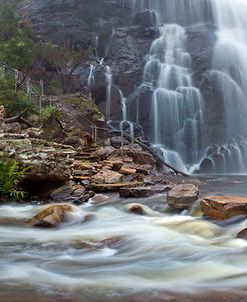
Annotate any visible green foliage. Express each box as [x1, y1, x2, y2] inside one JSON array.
[[1, 35, 36, 70], [0, 1, 37, 72], [0, 0, 18, 42], [0, 74, 36, 117], [39, 41, 91, 93], [67, 95, 103, 121], [47, 79, 60, 95], [40, 106, 61, 121], [0, 160, 28, 200]]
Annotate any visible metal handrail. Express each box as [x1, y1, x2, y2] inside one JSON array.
[[1, 63, 45, 112]]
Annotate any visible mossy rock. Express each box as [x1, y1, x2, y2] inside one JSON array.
[[66, 94, 104, 122]]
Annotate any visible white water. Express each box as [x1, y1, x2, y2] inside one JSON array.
[[105, 65, 112, 120], [0, 194, 247, 296], [203, 0, 247, 173], [143, 24, 204, 173], [129, 0, 247, 174]]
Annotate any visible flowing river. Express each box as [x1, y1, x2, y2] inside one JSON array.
[[0, 176, 247, 301]]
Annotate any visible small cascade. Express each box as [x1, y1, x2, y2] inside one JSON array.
[[119, 89, 127, 121], [105, 65, 112, 120], [87, 64, 95, 96], [199, 138, 247, 174], [142, 24, 204, 172]]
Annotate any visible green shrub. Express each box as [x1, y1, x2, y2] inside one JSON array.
[[67, 95, 103, 121], [0, 75, 37, 117], [0, 160, 28, 200], [40, 105, 61, 121]]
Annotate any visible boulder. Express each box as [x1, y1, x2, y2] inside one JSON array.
[[29, 204, 76, 228], [167, 184, 199, 210], [5, 122, 21, 134], [63, 136, 86, 148], [236, 228, 247, 240], [24, 127, 44, 138], [126, 203, 159, 216], [91, 194, 110, 205], [91, 168, 123, 184], [92, 146, 116, 160], [200, 196, 247, 220], [132, 151, 156, 165], [110, 136, 129, 148], [127, 204, 145, 215], [120, 185, 171, 198], [50, 183, 85, 200]]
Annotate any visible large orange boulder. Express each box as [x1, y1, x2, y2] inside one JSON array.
[[29, 204, 76, 228], [200, 196, 247, 220]]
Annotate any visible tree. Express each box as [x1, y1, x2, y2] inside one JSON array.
[[40, 40, 91, 93], [0, 1, 37, 89]]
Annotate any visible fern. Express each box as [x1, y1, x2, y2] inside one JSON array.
[[0, 160, 29, 200]]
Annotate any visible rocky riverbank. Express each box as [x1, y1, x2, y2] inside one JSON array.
[[1, 100, 247, 234]]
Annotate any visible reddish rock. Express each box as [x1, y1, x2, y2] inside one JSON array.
[[119, 166, 137, 175], [167, 184, 199, 210], [200, 196, 247, 220], [29, 204, 76, 228], [91, 168, 123, 184], [127, 204, 145, 215], [132, 151, 156, 165]]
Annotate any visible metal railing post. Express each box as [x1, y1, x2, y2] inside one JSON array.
[[40, 79, 44, 96], [2, 65, 6, 79], [14, 69, 19, 91]]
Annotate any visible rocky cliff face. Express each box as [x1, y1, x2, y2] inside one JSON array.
[[19, 0, 225, 172], [19, 0, 160, 118]]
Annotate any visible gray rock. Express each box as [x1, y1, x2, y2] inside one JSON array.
[[120, 185, 171, 198], [167, 184, 199, 210]]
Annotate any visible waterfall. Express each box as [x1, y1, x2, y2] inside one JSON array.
[[204, 0, 247, 173], [105, 65, 112, 120], [128, 0, 247, 174], [142, 24, 204, 172]]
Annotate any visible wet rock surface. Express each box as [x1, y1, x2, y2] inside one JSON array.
[[167, 184, 199, 210], [91, 168, 124, 184], [120, 185, 172, 198], [201, 196, 247, 220], [236, 228, 247, 240], [29, 204, 76, 228]]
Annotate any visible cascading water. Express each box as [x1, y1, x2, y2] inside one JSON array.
[[128, 0, 247, 174], [105, 65, 113, 120], [143, 24, 204, 173], [204, 0, 247, 173]]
